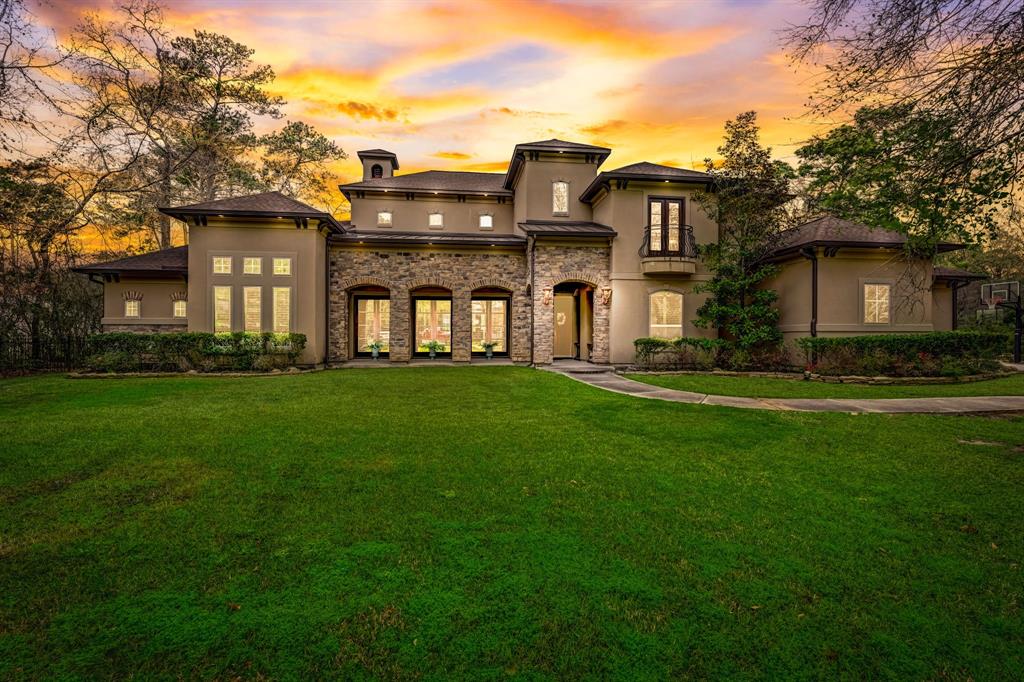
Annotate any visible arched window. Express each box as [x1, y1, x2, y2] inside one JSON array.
[[371, 164, 383, 179], [649, 291, 683, 338]]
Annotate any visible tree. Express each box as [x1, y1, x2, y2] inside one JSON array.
[[258, 121, 347, 206], [796, 104, 1013, 253], [691, 112, 798, 357], [786, 1, 1024, 190]]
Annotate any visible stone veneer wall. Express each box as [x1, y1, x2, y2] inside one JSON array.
[[531, 243, 612, 365], [329, 247, 531, 363]]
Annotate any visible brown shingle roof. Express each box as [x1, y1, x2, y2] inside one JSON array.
[[518, 220, 617, 237], [504, 139, 611, 190], [580, 161, 712, 202], [768, 215, 964, 259], [74, 246, 188, 276], [340, 170, 510, 198], [934, 266, 986, 281], [160, 191, 345, 232]]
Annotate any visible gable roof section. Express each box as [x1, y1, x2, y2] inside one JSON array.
[[74, 245, 188, 277], [504, 138, 612, 191], [159, 191, 345, 232], [579, 161, 711, 202], [768, 215, 964, 260], [518, 220, 617, 237], [339, 170, 510, 199]]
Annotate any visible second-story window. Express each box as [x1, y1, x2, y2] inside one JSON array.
[[377, 210, 393, 227], [243, 257, 262, 275], [479, 214, 493, 230], [648, 198, 683, 253], [273, 257, 292, 276], [552, 181, 569, 215], [428, 212, 444, 229], [212, 256, 232, 274]]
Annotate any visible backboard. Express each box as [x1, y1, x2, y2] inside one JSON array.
[[981, 281, 1020, 310]]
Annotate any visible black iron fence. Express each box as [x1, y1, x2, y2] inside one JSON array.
[[0, 335, 89, 373], [638, 224, 699, 258]]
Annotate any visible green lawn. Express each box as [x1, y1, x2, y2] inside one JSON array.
[[1, 368, 1023, 679], [627, 371, 1024, 399]]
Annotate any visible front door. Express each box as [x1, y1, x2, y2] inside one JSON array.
[[553, 293, 577, 358]]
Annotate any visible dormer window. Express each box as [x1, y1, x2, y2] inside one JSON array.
[[371, 164, 383, 179], [552, 181, 569, 215], [377, 210, 393, 227], [428, 212, 444, 229], [479, 214, 493, 230]]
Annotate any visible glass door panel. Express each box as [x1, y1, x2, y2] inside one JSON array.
[[356, 298, 390, 354], [472, 299, 508, 354], [415, 299, 452, 353]]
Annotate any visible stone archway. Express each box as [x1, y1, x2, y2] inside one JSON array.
[[531, 249, 611, 365]]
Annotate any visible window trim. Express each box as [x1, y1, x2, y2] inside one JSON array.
[[243, 256, 262, 275], [412, 295, 453, 357], [428, 212, 444, 230], [648, 289, 685, 339], [552, 180, 570, 216], [470, 294, 511, 357], [212, 255, 232, 275], [272, 257, 292, 276], [647, 196, 685, 254], [861, 280, 893, 325], [353, 294, 391, 357], [377, 210, 393, 227]]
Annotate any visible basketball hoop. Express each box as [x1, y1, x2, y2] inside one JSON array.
[[980, 281, 1023, 363]]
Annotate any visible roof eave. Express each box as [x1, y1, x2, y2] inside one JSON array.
[[580, 172, 712, 203], [159, 206, 345, 233]]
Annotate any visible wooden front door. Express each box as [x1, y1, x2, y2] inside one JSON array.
[[553, 293, 577, 358]]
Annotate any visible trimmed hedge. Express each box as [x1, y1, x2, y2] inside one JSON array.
[[797, 331, 1010, 377], [634, 337, 726, 370], [84, 332, 307, 373]]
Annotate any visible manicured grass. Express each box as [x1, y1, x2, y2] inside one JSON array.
[[627, 371, 1024, 399], [1, 368, 1023, 679]]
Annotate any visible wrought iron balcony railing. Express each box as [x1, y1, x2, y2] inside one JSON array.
[[638, 224, 698, 259]]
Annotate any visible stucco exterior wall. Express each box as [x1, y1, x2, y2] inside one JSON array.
[[328, 245, 530, 363], [187, 218, 328, 364], [101, 277, 188, 332], [349, 195, 514, 233], [513, 155, 598, 228], [530, 241, 611, 364], [932, 284, 955, 331]]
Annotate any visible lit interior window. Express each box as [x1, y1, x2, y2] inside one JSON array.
[[213, 286, 231, 332], [273, 257, 291, 276], [244, 286, 261, 332], [244, 257, 262, 274], [428, 213, 444, 229], [552, 181, 569, 214], [479, 214, 493, 229], [212, 256, 232, 274], [377, 211, 393, 227], [864, 283, 891, 323], [124, 300, 140, 318], [649, 291, 683, 338], [172, 300, 187, 318], [273, 287, 291, 333]]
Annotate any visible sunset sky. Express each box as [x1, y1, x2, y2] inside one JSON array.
[[39, 0, 825, 184]]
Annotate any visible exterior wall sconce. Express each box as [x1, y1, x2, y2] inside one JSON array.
[[600, 287, 612, 306]]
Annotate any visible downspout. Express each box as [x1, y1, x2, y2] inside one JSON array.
[[324, 232, 331, 367], [529, 235, 536, 366], [950, 281, 961, 330], [800, 246, 818, 366]]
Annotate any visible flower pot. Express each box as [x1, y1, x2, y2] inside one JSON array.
[[429, 350, 436, 359], [371, 348, 379, 360], [486, 348, 493, 359]]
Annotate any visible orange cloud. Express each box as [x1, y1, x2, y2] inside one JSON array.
[[433, 151, 473, 160]]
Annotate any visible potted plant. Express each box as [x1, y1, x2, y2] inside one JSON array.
[[481, 341, 498, 359], [425, 340, 445, 359], [367, 340, 384, 360]]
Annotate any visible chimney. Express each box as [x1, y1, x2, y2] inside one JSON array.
[[357, 149, 399, 181]]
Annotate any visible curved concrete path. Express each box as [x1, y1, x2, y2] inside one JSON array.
[[545, 367, 1024, 414]]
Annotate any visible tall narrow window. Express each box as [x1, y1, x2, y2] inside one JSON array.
[[647, 199, 683, 253], [244, 257, 262, 275], [212, 256, 232, 274], [213, 286, 232, 332], [172, 300, 187, 318], [356, 297, 390, 354], [273, 257, 291, 276], [649, 291, 683, 338], [552, 181, 569, 215], [124, 300, 140, 318], [472, 298, 509, 354], [479, 214, 493, 230], [273, 287, 291, 333], [428, 212, 444, 229], [864, 283, 891, 324], [244, 286, 262, 332], [377, 210, 393, 227]]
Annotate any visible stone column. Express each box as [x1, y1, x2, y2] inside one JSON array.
[[452, 288, 472, 362], [591, 286, 610, 363], [533, 281, 554, 365], [389, 287, 411, 363]]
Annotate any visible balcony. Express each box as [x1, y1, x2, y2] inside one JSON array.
[[638, 224, 699, 275]]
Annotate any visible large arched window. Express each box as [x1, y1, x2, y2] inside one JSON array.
[[371, 163, 383, 178], [649, 291, 683, 338]]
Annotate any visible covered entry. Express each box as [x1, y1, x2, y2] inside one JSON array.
[[552, 282, 594, 360]]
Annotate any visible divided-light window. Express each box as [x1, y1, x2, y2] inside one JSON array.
[[479, 214, 493, 230], [273, 257, 291, 276], [428, 212, 444, 229], [244, 286, 262, 332], [377, 211, 393, 227], [864, 283, 891, 324], [172, 300, 187, 318], [273, 287, 291, 333], [243, 257, 262, 275], [124, 300, 140, 318], [212, 256, 232, 274], [213, 286, 232, 332]]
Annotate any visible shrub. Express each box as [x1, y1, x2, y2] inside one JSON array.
[[633, 337, 729, 370], [84, 332, 306, 373], [797, 331, 1009, 377]]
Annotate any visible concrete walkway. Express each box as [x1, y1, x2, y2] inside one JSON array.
[[544, 366, 1024, 414]]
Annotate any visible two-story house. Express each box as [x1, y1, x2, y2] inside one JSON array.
[[76, 138, 980, 366]]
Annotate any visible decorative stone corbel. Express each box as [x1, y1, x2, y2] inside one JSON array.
[[122, 290, 143, 301], [542, 289, 552, 306], [169, 291, 188, 302], [599, 287, 612, 306]]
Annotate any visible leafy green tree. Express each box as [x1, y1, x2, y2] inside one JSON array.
[[797, 104, 1013, 254], [691, 111, 796, 354], [258, 121, 347, 207]]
